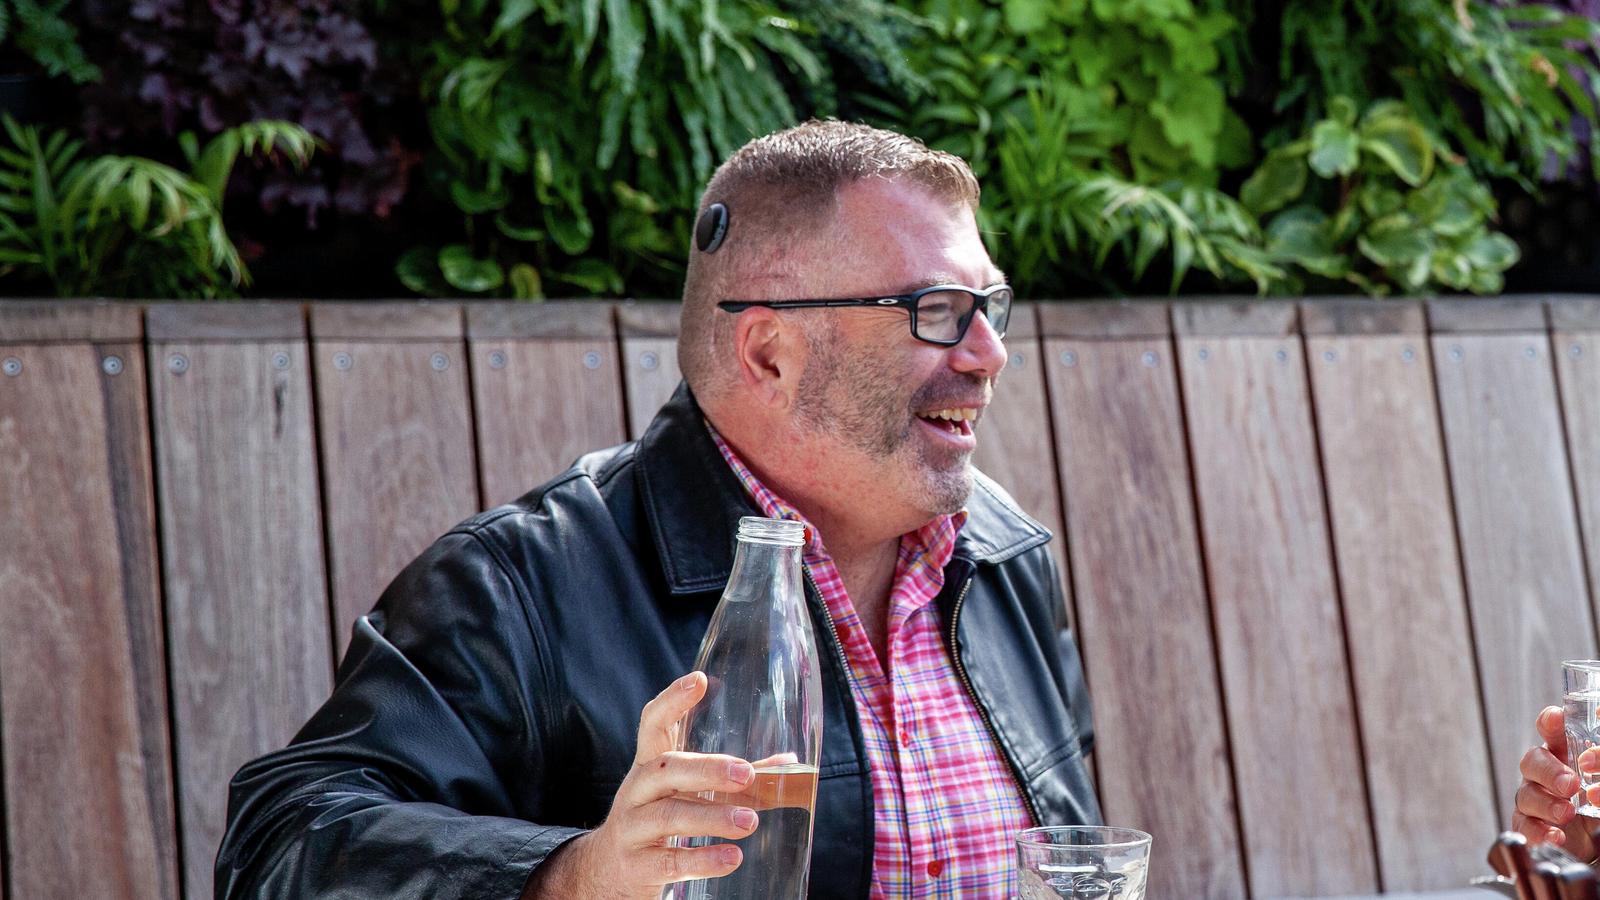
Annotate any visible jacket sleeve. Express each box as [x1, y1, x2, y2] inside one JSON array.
[[1046, 549, 1095, 757], [214, 529, 583, 899]]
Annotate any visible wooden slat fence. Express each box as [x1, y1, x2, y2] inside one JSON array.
[[2, 297, 1598, 899]]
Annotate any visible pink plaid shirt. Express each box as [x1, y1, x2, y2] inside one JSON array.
[[709, 424, 1034, 898]]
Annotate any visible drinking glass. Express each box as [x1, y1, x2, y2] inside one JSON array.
[[1016, 826, 1151, 900], [1564, 660, 1600, 816]]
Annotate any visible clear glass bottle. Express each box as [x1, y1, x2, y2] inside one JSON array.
[[663, 517, 824, 900]]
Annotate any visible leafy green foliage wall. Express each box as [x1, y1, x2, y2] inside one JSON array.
[[396, 0, 922, 298]]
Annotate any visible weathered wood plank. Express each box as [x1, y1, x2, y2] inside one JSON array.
[[1177, 334, 1377, 896], [1300, 299, 1426, 335], [467, 301, 616, 340], [618, 302, 683, 437], [470, 334, 628, 508], [310, 301, 462, 341], [0, 299, 143, 343], [1428, 299, 1547, 333], [1307, 333, 1498, 890], [1432, 332, 1593, 819], [1553, 326, 1600, 759], [149, 326, 333, 898], [1043, 334, 1244, 899], [1547, 296, 1600, 332], [0, 342, 178, 899], [1036, 300, 1170, 339], [974, 307, 1073, 625], [147, 302, 304, 341], [312, 335, 479, 658], [1173, 299, 1299, 337]]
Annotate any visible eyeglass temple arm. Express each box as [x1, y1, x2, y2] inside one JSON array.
[[718, 298, 905, 312]]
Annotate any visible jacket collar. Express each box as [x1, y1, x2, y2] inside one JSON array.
[[636, 383, 1052, 595]]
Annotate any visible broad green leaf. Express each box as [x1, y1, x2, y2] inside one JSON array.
[[1463, 231, 1520, 271], [490, 0, 538, 43], [1358, 185, 1405, 219], [1357, 215, 1431, 267], [1003, 0, 1052, 33], [508, 263, 543, 299], [450, 181, 509, 214], [544, 199, 593, 255], [438, 244, 505, 293], [396, 247, 449, 296], [552, 257, 622, 294], [494, 212, 544, 242], [1327, 96, 1358, 128], [1309, 120, 1359, 178], [1359, 116, 1433, 186], [1240, 148, 1308, 216]]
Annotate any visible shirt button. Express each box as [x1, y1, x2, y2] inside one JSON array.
[[899, 730, 913, 746], [927, 859, 945, 878]]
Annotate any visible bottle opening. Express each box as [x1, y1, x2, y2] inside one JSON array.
[[737, 516, 805, 547]]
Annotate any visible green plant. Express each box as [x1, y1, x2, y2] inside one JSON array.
[[398, 0, 922, 299], [1241, 98, 1520, 294], [0, 117, 318, 297], [0, 0, 98, 83], [988, 79, 1283, 293], [1220, 0, 1600, 190], [859, 0, 1264, 296]]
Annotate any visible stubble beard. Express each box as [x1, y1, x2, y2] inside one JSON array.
[[794, 321, 978, 516]]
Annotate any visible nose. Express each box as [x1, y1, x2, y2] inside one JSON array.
[[950, 308, 1007, 379]]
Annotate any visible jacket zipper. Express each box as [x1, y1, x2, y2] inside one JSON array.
[[803, 566, 855, 691], [946, 572, 1044, 825]]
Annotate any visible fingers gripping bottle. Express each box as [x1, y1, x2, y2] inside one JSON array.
[[664, 517, 825, 900]]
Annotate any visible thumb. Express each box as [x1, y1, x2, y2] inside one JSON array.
[[634, 671, 707, 764], [1540, 706, 1571, 763]]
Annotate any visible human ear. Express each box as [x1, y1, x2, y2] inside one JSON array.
[[732, 309, 795, 410]]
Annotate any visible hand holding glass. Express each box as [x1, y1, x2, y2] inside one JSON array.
[[1564, 660, 1600, 817]]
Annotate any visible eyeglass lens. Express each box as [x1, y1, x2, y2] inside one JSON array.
[[914, 288, 1012, 342]]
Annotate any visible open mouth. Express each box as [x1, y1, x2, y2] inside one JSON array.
[[916, 407, 977, 438]]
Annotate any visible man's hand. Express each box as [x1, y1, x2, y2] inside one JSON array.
[[523, 672, 758, 899], [1514, 705, 1597, 861]]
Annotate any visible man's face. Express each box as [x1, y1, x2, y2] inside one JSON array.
[[790, 178, 1008, 518]]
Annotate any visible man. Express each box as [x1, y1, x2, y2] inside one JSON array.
[[215, 120, 1099, 899]]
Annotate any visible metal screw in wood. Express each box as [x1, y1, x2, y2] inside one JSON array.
[[1142, 351, 1158, 367], [488, 351, 507, 369], [641, 351, 659, 371], [1323, 350, 1337, 363], [333, 352, 353, 371], [1402, 346, 1417, 362], [102, 356, 123, 376], [1010, 352, 1025, 369], [272, 352, 290, 370], [1275, 348, 1289, 362], [583, 351, 602, 370], [431, 352, 449, 371], [1060, 350, 1077, 367], [1197, 348, 1209, 361], [168, 354, 189, 375], [1574, 344, 1585, 358], [2, 357, 20, 376], [1450, 345, 1464, 361]]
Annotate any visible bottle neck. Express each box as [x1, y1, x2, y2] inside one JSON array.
[[725, 538, 804, 605]]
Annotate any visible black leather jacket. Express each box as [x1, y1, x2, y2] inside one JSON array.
[[215, 385, 1101, 899]]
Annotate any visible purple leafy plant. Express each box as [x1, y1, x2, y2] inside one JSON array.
[[73, 0, 420, 229]]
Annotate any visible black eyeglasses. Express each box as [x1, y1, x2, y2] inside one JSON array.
[[717, 283, 1013, 346]]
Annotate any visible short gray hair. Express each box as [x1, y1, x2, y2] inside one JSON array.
[[677, 120, 981, 401]]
